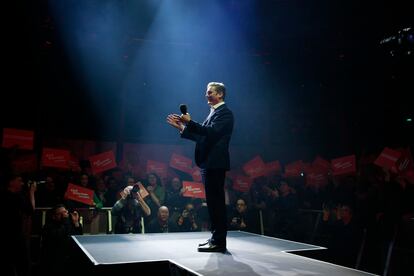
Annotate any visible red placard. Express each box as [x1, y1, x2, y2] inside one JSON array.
[[284, 160, 303, 178], [396, 148, 413, 173], [374, 147, 402, 170], [137, 183, 149, 199], [146, 160, 168, 178], [191, 166, 202, 182], [2, 128, 34, 150], [243, 156, 267, 178], [42, 148, 70, 169], [306, 168, 329, 187], [331, 155, 356, 176], [233, 175, 253, 192], [182, 181, 206, 199], [265, 160, 281, 175], [312, 156, 331, 172], [169, 153, 193, 174], [89, 150, 117, 174], [64, 183, 94, 205]]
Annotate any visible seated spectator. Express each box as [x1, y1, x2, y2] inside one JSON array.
[[177, 203, 200, 232], [146, 206, 178, 233], [40, 204, 83, 276], [228, 198, 259, 233], [273, 180, 300, 239], [112, 184, 151, 233], [165, 177, 188, 223], [145, 173, 166, 220], [321, 204, 362, 267]]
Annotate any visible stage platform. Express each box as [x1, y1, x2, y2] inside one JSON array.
[[72, 231, 377, 276]]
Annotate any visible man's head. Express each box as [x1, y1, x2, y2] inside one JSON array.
[[51, 204, 69, 222], [126, 177, 135, 186], [80, 173, 89, 187], [45, 176, 55, 191], [340, 205, 353, 224], [206, 82, 226, 106], [171, 177, 181, 191], [7, 174, 24, 193], [236, 199, 247, 214], [158, 206, 169, 223]]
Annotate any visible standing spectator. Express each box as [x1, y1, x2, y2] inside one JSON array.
[[165, 177, 188, 223], [145, 173, 166, 222], [0, 174, 36, 276], [40, 204, 83, 276], [112, 184, 151, 234], [36, 176, 62, 207], [146, 206, 178, 233], [273, 180, 299, 240]]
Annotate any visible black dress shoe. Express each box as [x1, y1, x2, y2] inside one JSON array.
[[198, 239, 211, 247], [198, 243, 227, 253]]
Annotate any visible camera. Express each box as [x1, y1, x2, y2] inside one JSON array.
[[128, 184, 140, 198]]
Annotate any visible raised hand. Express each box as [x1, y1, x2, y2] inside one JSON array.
[[166, 114, 184, 130]]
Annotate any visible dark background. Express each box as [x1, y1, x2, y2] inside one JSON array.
[[2, 0, 413, 160]]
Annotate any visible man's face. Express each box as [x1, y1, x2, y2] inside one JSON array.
[[205, 86, 222, 106], [171, 178, 181, 190], [9, 177, 24, 192], [158, 208, 169, 222], [53, 207, 69, 222], [236, 200, 247, 214], [80, 175, 89, 186], [127, 177, 135, 186]]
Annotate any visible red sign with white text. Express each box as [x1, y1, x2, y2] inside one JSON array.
[[146, 160, 168, 178], [89, 150, 117, 174], [2, 128, 34, 150], [42, 148, 70, 169], [331, 155, 356, 176], [243, 156, 267, 178], [182, 181, 206, 199], [313, 156, 331, 172], [306, 167, 329, 187], [169, 153, 193, 174], [64, 183, 94, 205], [396, 148, 413, 173], [374, 147, 402, 170], [233, 175, 253, 192]]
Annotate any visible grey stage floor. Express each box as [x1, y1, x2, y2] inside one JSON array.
[[72, 231, 377, 276]]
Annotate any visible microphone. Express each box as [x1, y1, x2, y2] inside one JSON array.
[[180, 104, 188, 115]]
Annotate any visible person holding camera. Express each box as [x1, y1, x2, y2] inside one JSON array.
[[177, 203, 200, 232], [40, 204, 83, 276], [229, 198, 258, 233], [111, 184, 151, 234]]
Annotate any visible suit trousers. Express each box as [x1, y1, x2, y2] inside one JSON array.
[[201, 168, 227, 246]]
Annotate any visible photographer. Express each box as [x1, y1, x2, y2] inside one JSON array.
[[112, 184, 151, 234], [40, 204, 83, 276], [177, 203, 200, 232], [229, 198, 258, 233]]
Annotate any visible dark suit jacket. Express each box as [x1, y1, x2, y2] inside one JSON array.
[[181, 103, 234, 170]]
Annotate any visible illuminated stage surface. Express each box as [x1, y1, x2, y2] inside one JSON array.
[[72, 231, 377, 276]]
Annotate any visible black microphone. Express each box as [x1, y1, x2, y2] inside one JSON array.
[[180, 104, 188, 115]]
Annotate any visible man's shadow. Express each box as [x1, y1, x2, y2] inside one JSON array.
[[197, 251, 260, 276]]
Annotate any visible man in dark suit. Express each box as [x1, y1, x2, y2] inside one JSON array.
[[167, 82, 234, 253]]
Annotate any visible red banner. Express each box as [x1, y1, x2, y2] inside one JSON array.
[[2, 128, 34, 150], [233, 175, 253, 192], [243, 156, 267, 178], [169, 153, 193, 174], [331, 155, 356, 176], [284, 160, 303, 178], [89, 150, 117, 174], [191, 166, 202, 182], [146, 160, 168, 178], [64, 183, 94, 205], [182, 181, 206, 199], [374, 147, 402, 169], [137, 183, 149, 199], [312, 156, 331, 172], [42, 148, 70, 169], [265, 160, 281, 175]]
